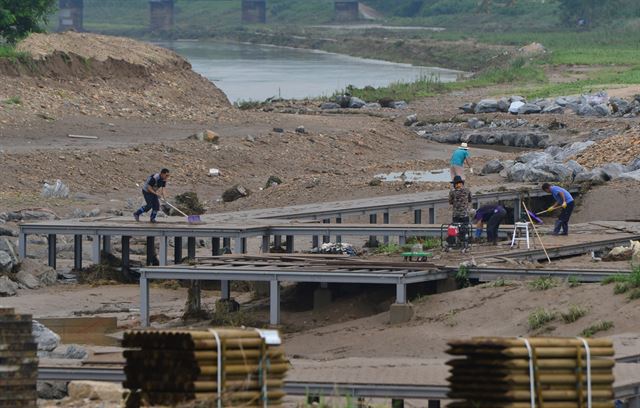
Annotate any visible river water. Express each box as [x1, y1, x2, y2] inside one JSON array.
[[160, 41, 461, 103]]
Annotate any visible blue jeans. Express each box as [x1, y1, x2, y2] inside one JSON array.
[[134, 190, 160, 221], [554, 201, 575, 235]]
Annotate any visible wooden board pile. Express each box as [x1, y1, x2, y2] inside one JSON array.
[[0, 308, 37, 408], [447, 337, 615, 408], [122, 328, 288, 407]]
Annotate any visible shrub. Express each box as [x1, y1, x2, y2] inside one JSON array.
[[560, 305, 588, 323], [580, 321, 614, 338], [528, 276, 558, 291]]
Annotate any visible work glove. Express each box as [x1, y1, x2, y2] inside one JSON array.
[[561, 202, 567, 208], [547, 206, 555, 213]]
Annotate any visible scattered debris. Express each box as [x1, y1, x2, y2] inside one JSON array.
[[42, 179, 70, 198], [222, 185, 250, 202], [189, 129, 220, 143], [311, 242, 357, 256], [67, 134, 98, 140], [265, 175, 283, 188]]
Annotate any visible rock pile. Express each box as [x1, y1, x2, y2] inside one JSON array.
[[481, 140, 640, 183], [322, 94, 407, 111], [460, 92, 640, 118], [574, 131, 640, 168]]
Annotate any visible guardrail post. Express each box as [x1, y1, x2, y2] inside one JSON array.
[[270, 280, 280, 325], [121, 236, 130, 272], [383, 211, 390, 244], [140, 272, 149, 327], [414, 209, 422, 224], [174, 237, 182, 263], [369, 213, 378, 247], [396, 283, 407, 304], [223, 237, 231, 253], [286, 235, 294, 253], [336, 216, 342, 243], [92, 235, 101, 265], [428, 400, 441, 408], [274, 235, 282, 250], [262, 235, 270, 253], [322, 218, 331, 243], [73, 234, 82, 270], [312, 235, 319, 249], [18, 232, 27, 260], [159, 236, 168, 266], [429, 207, 435, 224], [47, 234, 56, 269]]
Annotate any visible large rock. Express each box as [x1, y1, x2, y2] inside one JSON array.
[[363, 102, 381, 109], [574, 168, 608, 184], [593, 103, 610, 116], [542, 104, 564, 114], [616, 169, 640, 182], [0, 237, 18, 265], [577, 104, 598, 117], [475, 99, 499, 113], [523, 167, 557, 182], [553, 141, 596, 162], [610, 97, 631, 115], [602, 163, 628, 180], [467, 117, 485, 129], [222, 185, 249, 203], [67, 381, 125, 403], [348, 97, 366, 109], [510, 95, 525, 103], [335, 95, 351, 108], [629, 157, 640, 171], [509, 101, 525, 114], [516, 151, 553, 164], [0, 251, 14, 274], [0, 275, 18, 296], [21, 210, 57, 221], [481, 160, 504, 175], [518, 103, 543, 115], [565, 160, 586, 178], [507, 162, 528, 182], [38, 381, 68, 399], [15, 270, 40, 289], [459, 102, 476, 113], [497, 98, 510, 112], [32, 320, 60, 352], [320, 102, 340, 110], [390, 100, 408, 109], [0, 226, 17, 237], [404, 114, 418, 126]]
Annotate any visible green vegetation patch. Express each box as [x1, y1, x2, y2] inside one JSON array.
[[560, 305, 588, 324], [528, 276, 559, 291], [580, 321, 614, 338], [602, 267, 640, 300], [528, 307, 556, 331]]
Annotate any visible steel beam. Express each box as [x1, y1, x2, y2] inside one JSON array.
[[18, 232, 27, 260], [396, 283, 407, 304], [102, 235, 111, 255], [270, 280, 280, 325], [285, 235, 294, 253], [262, 235, 270, 253], [221, 280, 230, 300], [414, 209, 422, 224], [335, 216, 342, 243], [429, 207, 435, 224], [47, 234, 56, 269], [187, 237, 196, 259], [322, 218, 331, 243], [383, 211, 390, 244], [73, 234, 82, 270]]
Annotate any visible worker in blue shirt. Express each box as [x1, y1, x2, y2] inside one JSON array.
[[134, 168, 170, 223], [450, 142, 472, 180], [542, 183, 574, 235]]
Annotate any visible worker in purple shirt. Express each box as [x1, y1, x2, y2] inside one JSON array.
[[541, 183, 574, 235], [473, 203, 507, 245]]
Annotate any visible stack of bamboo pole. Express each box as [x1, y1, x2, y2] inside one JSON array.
[[122, 328, 288, 407], [0, 308, 37, 408], [446, 337, 615, 408]]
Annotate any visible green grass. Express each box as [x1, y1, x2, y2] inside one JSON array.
[[580, 321, 614, 338], [481, 277, 514, 288], [528, 276, 559, 291], [374, 243, 402, 255], [560, 305, 588, 324], [3, 96, 22, 105], [566, 276, 581, 288], [528, 307, 556, 331], [0, 45, 29, 62], [455, 265, 470, 288], [602, 267, 640, 300]]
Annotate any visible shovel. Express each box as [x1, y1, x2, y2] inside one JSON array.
[[525, 209, 544, 224], [162, 200, 202, 224]]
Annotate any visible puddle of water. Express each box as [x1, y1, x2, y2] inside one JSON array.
[[374, 169, 451, 183]]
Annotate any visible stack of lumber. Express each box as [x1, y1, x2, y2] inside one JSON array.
[[447, 337, 615, 408], [0, 308, 37, 408], [122, 328, 288, 407]]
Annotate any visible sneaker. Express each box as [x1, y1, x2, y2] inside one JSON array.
[[133, 212, 140, 222], [150, 219, 157, 224]]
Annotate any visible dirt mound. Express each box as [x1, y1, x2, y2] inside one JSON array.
[[0, 32, 232, 126], [18, 32, 184, 68], [575, 128, 640, 168]]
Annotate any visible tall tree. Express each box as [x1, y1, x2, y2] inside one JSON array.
[[0, 0, 56, 44]]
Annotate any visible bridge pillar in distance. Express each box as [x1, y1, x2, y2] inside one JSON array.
[[58, 0, 84, 32], [242, 0, 266, 24], [149, 0, 174, 32], [334, 1, 359, 21]]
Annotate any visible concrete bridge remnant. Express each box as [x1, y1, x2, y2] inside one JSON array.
[[58, 0, 84, 32]]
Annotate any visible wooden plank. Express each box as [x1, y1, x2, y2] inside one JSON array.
[[38, 317, 118, 347]]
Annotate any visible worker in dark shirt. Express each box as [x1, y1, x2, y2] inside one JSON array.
[[473, 203, 507, 245], [133, 168, 170, 223]]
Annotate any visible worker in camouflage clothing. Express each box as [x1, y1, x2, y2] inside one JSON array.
[[449, 175, 472, 223]]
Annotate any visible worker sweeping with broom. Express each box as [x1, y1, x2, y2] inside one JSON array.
[[541, 183, 574, 236], [134, 168, 170, 223]]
